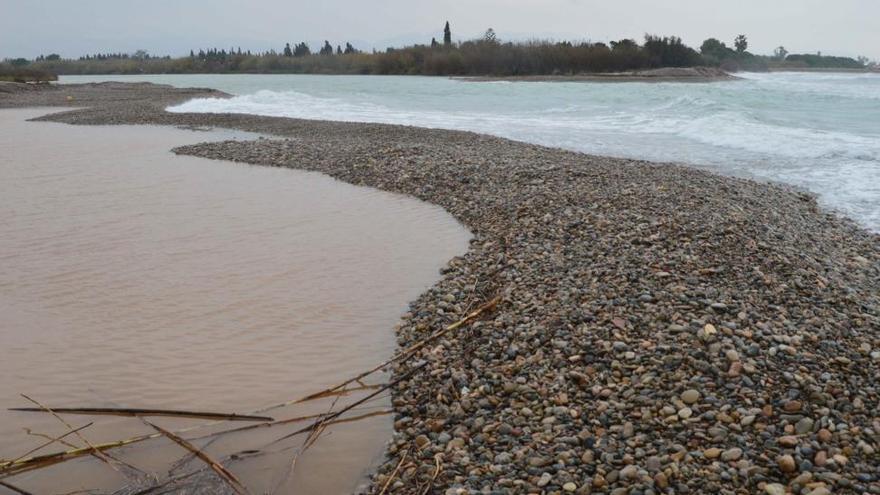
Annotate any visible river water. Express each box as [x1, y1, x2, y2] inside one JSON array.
[[0, 108, 471, 493], [63, 72, 880, 232]]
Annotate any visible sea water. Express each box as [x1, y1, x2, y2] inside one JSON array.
[[63, 72, 880, 232]]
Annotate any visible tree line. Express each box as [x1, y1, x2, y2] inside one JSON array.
[[3, 22, 875, 78]]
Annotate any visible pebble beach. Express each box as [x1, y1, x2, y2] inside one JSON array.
[[2, 82, 879, 495]]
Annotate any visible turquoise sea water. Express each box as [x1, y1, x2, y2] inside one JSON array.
[[62, 72, 880, 231]]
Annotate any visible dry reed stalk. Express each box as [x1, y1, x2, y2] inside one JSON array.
[[284, 382, 382, 403], [8, 407, 273, 422], [144, 420, 249, 495], [167, 436, 219, 477], [251, 295, 501, 418], [0, 436, 151, 478], [19, 394, 141, 477], [0, 479, 33, 495], [2, 294, 501, 482], [0, 408, 389, 479], [269, 362, 426, 446]]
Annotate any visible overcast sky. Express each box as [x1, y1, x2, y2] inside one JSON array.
[[2, 0, 878, 61]]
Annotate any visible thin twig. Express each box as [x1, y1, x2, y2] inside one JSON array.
[[270, 391, 341, 495], [420, 454, 443, 495], [269, 362, 427, 446], [378, 450, 409, 495], [126, 468, 203, 495], [0, 479, 33, 495], [19, 394, 129, 475], [11, 422, 93, 464], [284, 383, 382, 403], [254, 295, 501, 414], [167, 437, 219, 477]]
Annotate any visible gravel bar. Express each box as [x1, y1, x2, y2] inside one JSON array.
[[3, 82, 879, 495]]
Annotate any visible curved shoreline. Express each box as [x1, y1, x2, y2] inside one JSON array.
[[3, 83, 879, 494]]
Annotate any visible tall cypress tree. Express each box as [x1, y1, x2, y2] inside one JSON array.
[[443, 21, 452, 46]]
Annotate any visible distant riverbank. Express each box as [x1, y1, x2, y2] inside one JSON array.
[[459, 66, 738, 83], [2, 82, 878, 494]]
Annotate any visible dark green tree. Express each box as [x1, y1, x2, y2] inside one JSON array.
[[700, 38, 726, 56], [734, 34, 748, 54], [344, 42, 358, 54], [774, 46, 788, 60], [293, 42, 311, 57], [320, 40, 334, 55], [283, 43, 293, 57], [610, 39, 638, 51], [700, 38, 735, 62], [443, 21, 452, 46], [431, 37, 439, 48], [483, 28, 497, 44], [643, 35, 702, 66]]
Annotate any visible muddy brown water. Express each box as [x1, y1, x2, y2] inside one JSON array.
[[0, 109, 471, 494]]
